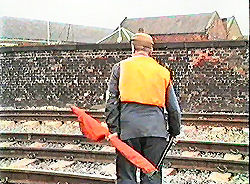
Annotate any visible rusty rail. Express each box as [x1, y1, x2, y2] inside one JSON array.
[[0, 147, 115, 163], [0, 132, 249, 155], [163, 156, 249, 173], [0, 110, 249, 128], [0, 132, 91, 145], [0, 168, 115, 184], [175, 140, 249, 155]]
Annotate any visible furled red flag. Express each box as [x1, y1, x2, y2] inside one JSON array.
[[71, 106, 157, 174]]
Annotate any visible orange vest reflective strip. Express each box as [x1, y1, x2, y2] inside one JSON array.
[[119, 56, 170, 107]]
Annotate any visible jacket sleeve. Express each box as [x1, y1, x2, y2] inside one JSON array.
[[105, 63, 120, 134], [165, 82, 181, 137]]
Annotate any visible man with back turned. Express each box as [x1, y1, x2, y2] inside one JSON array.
[[105, 32, 181, 184]]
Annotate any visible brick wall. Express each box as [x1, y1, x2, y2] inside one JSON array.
[[0, 41, 248, 113]]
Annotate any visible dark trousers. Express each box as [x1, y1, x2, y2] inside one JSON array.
[[116, 137, 168, 184]]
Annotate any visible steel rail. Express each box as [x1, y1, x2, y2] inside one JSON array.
[[0, 146, 248, 173], [1, 114, 248, 127], [181, 112, 249, 120], [0, 132, 92, 145], [0, 109, 103, 117], [0, 168, 115, 184], [0, 110, 248, 119], [0, 113, 79, 121], [163, 156, 249, 173], [0, 147, 115, 163], [0, 110, 248, 128], [0, 110, 104, 122], [175, 140, 249, 155], [0, 132, 249, 155], [0, 110, 104, 121], [182, 118, 249, 128]]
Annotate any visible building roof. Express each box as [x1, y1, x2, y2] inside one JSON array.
[[98, 11, 219, 44], [0, 16, 113, 44], [121, 12, 218, 35]]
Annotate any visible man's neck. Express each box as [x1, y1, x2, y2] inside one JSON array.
[[132, 51, 149, 57]]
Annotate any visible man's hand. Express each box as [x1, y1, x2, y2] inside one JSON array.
[[101, 122, 108, 129], [100, 122, 118, 140], [106, 133, 118, 141]]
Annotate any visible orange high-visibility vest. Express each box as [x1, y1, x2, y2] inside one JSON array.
[[119, 56, 171, 107]]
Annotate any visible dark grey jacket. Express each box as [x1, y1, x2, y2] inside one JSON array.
[[105, 62, 181, 140]]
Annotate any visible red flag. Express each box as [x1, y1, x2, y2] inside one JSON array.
[[71, 106, 157, 174], [71, 106, 109, 142]]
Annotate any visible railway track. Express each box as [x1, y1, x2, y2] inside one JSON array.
[[0, 133, 249, 173], [0, 109, 249, 128], [0, 110, 249, 183], [0, 145, 248, 174], [0, 148, 249, 178]]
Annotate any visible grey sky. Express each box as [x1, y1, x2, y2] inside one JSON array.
[[0, 0, 249, 35]]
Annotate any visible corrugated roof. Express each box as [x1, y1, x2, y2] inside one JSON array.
[[121, 12, 217, 35], [0, 16, 113, 43], [97, 27, 134, 44]]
